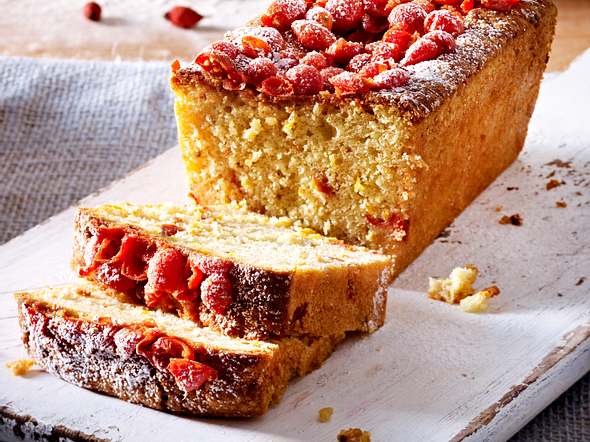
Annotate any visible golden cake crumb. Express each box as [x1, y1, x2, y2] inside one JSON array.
[[318, 407, 334, 423], [428, 265, 479, 304], [460, 286, 501, 313], [556, 200, 567, 208], [337, 428, 371, 442], [546, 179, 564, 190], [499, 213, 523, 226], [5, 359, 36, 376]]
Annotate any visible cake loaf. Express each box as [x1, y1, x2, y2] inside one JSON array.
[[15, 285, 343, 417], [171, 0, 556, 275], [73, 203, 391, 339]]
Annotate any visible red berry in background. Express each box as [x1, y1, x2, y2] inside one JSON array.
[[320, 66, 345, 90], [364, 0, 393, 17], [329, 71, 368, 96], [347, 53, 372, 72], [201, 273, 233, 315], [244, 57, 279, 84], [326, 38, 364, 66], [165, 6, 203, 29], [460, 0, 475, 13], [325, 0, 365, 33], [306, 6, 334, 30], [261, 0, 307, 31], [370, 67, 410, 89], [480, 0, 520, 11], [362, 14, 389, 34], [424, 10, 464, 36], [291, 20, 337, 50], [260, 75, 295, 96], [83, 2, 101, 21], [401, 30, 455, 66], [286, 64, 323, 95], [388, 3, 427, 34], [301, 51, 329, 70]]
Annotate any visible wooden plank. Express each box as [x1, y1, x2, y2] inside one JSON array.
[[0, 51, 589, 442], [0, 0, 588, 72]]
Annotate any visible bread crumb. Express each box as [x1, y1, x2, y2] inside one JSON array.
[[337, 428, 371, 442], [318, 407, 334, 422], [428, 265, 478, 304], [6, 359, 36, 376], [546, 179, 564, 190], [460, 286, 501, 313], [494, 206, 502, 212], [556, 200, 567, 208], [499, 213, 523, 226]]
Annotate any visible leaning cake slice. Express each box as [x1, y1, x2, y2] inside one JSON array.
[[73, 202, 391, 339], [171, 0, 556, 275], [15, 285, 343, 417]]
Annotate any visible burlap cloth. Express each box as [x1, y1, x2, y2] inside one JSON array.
[[0, 56, 587, 441]]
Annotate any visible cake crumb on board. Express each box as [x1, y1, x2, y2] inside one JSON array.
[[428, 266, 501, 313], [556, 200, 567, 208], [546, 179, 565, 190], [5, 359, 36, 376], [499, 213, 523, 226], [337, 428, 371, 442], [318, 407, 334, 423]]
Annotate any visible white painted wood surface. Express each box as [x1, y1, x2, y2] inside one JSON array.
[[1, 51, 589, 442]]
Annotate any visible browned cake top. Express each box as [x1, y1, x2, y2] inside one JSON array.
[[172, 0, 551, 121]]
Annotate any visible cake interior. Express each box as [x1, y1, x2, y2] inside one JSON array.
[[17, 286, 275, 354], [86, 203, 391, 272]]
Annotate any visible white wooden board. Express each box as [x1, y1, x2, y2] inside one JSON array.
[[1, 51, 589, 442]]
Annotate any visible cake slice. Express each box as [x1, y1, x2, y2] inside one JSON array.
[[171, 0, 556, 275], [15, 285, 343, 417], [73, 203, 392, 339]]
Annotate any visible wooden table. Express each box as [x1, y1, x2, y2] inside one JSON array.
[[0, 0, 588, 71]]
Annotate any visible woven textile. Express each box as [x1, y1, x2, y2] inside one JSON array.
[[0, 56, 177, 244], [0, 56, 587, 441]]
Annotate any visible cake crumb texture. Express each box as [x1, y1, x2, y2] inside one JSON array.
[[5, 359, 36, 376]]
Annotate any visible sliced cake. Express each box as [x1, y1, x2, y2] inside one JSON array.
[[73, 202, 392, 339], [15, 285, 343, 417], [171, 0, 556, 275]]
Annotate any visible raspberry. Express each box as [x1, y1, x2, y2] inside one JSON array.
[[363, 0, 393, 17], [370, 67, 410, 89], [432, 0, 462, 4], [388, 3, 427, 34], [460, 0, 475, 13], [241, 35, 272, 58], [401, 30, 455, 66], [320, 66, 345, 90], [244, 57, 278, 84], [329, 71, 368, 96], [382, 28, 413, 48], [238, 27, 287, 52], [425, 10, 464, 36], [286, 64, 323, 95], [261, 0, 307, 31], [195, 49, 244, 85], [369, 41, 404, 64], [306, 6, 334, 30], [362, 14, 389, 34], [359, 61, 388, 78], [210, 41, 241, 59], [325, 0, 365, 33], [291, 20, 337, 50], [301, 51, 329, 70], [201, 273, 233, 315], [480, 0, 520, 11], [326, 38, 364, 66], [413, 0, 436, 13], [260, 75, 295, 96], [347, 53, 372, 72], [348, 30, 374, 44], [275, 57, 300, 72], [164, 6, 203, 29], [167, 359, 218, 393]]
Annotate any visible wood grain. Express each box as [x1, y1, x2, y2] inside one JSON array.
[[0, 52, 589, 441], [0, 0, 587, 71]]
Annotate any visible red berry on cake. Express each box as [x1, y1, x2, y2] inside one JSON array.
[[325, 0, 365, 33], [292, 19, 337, 50]]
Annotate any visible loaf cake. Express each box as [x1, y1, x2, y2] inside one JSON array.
[[73, 202, 392, 339], [171, 0, 556, 274], [15, 285, 343, 417]]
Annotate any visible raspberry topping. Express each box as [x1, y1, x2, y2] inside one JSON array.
[[189, 0, 521, 96]]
